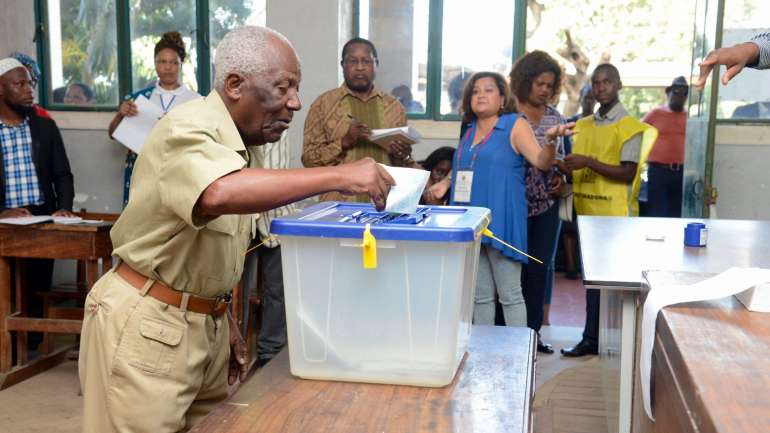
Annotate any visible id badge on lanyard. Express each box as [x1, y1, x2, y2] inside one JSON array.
[[453, 170, 474, 203], [453, 123, 493, 203]]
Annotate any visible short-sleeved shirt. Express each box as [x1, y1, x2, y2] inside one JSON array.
[[643, 105, 686, 164], [750, 32, 770, 69], [594, 102, 642, 163], [111, 91, 256, 298]]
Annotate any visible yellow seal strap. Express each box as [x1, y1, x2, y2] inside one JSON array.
[[244, 235, 276, 255], [482, 227, 543, 264], [361, 223, 377, 269]]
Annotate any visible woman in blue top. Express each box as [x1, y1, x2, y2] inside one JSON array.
[[450, 71, 572, 327], [107, 31, 201, 206]]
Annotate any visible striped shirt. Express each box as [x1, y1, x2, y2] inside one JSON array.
[[0, 119, 43, 208], [750, 32, 770, 70], [251, 132, 298, 248]]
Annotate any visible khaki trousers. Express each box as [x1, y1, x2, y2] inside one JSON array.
[[79, 270, 230, 433]]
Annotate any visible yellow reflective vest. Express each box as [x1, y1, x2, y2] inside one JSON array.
[[572, 115, 658, 216]]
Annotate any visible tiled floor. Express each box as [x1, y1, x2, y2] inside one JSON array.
[[547, 273, 586, 328], [0, 274, 594, 432]]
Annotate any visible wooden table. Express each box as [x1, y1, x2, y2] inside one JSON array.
[[642, 271, 770, 433], [577, 216, 770, 433], [190, 325, 536, 433], [0, 220, 113, 388]]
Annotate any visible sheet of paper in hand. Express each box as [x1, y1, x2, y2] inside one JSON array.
[[369, 126, 422, 146], [380, 164, 430, 214], [112, 95, 164, 154]]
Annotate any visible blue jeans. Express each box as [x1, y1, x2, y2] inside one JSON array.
[[474, 245, 526, 326]]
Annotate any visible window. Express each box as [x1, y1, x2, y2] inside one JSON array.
[[358, 0, 526, 120], [525, 0, 695, 119], [209, 0, 267, 84], [42, 0, 120, 107], [34, 0, 267, 110], [716, 0, 770, 120]]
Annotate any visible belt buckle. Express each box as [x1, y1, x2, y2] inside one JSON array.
[[212, 292, 232, 314]]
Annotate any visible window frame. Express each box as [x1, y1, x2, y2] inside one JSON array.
[[355, 0, 527, 121], [33, 0, 213, 112]]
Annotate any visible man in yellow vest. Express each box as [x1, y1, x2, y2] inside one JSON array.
[[560, 64, 657, 357]]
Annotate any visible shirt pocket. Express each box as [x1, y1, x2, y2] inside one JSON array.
[[126, 317, 185, 374], [202, 216, 238, 293]]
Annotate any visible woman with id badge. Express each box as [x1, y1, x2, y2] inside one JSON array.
[[107, 31, 201, 206], [450, 71, 573, 327]]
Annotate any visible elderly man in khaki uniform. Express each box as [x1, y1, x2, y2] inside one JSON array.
[[79, 26, 394, 433]]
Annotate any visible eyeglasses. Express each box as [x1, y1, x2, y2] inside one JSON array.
[[342, 58, 375, 67]]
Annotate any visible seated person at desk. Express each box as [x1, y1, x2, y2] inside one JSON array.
[[0, 58, 75, 349], [302, 37, 413, 202], [561, 64, 656, 357]]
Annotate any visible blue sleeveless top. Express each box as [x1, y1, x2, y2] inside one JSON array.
[[450, 113, 528, 263]]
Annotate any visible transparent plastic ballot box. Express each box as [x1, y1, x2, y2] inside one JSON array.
[[270, 202, 490, 387]]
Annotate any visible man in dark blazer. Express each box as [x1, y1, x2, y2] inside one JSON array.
[[0, 58, 75, 349]]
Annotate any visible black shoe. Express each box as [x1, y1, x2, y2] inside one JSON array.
[[560, 339, 598, 357], [537, 340, 554, 354]]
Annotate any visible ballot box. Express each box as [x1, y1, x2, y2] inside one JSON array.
[[271, 202, 490, 387]]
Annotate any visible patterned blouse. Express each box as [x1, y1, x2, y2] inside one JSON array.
[[522, 106, 566, 217]]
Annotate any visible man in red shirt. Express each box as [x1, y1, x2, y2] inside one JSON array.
[[642, 76, 688, 217]]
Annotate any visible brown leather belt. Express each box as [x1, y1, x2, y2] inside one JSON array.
[[115, 263, 230, 316]]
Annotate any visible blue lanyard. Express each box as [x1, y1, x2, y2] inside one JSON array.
[[159, 94, 177, 113], [456, 121, 494, 170]]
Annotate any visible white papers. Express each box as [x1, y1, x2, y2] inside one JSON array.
[[0, 215, 53, 225], [369, 126, 422, 146], [640, 267, 770, 421], [53, 216, 103, 225], [112, 95, 164, 154], [380, 164, 430, 214]]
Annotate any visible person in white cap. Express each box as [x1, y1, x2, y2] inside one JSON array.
[[0, 57, 75, 349]]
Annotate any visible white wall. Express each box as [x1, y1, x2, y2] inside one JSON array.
[[267, 0, 352, 168]]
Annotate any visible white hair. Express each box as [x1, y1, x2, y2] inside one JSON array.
[[213, 26, 297, 90]]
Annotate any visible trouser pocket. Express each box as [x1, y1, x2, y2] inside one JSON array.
[[124, 316, 185, 374]]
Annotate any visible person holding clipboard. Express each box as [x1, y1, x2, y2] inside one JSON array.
[[108, 31, 201, 206], [449, 71, 573, 328]]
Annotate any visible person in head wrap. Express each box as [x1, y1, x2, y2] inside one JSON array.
[[9, 52, 51, 119]]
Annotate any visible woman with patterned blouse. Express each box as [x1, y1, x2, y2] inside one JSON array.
[[510, 51, 569, 354]]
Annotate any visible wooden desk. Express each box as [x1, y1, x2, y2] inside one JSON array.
[[577, 216, 770, 433], [0, 221, 113, 388], [191, 325, 536, 433], [642, 272, 770, 433]]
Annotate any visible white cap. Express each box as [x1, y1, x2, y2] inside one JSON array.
[[0, 58, 25, 78]]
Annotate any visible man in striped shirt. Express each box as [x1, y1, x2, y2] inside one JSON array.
[[695, 32, 770, 90], [247, 132, 297, 366]]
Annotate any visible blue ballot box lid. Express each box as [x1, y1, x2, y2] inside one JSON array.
[[271, 202, 490, 242]]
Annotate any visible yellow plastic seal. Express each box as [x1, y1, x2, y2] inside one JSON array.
[[361, 223, 377, 269], [482, 227, 543, 264]]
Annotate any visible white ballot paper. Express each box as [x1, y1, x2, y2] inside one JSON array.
[[640, 267, 770, 421], [380, 164, 430, 214], [0, 216, 53, 225], [112, 95, 164, 154]]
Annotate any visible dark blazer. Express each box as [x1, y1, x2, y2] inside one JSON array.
[[0, 112, 74, 213]]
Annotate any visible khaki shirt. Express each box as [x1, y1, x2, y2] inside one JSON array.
[[111, 91, 256, 298]]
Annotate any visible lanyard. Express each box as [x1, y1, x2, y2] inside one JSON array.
[[159, 94, 177, 113], [455, 121, 494, 170]]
